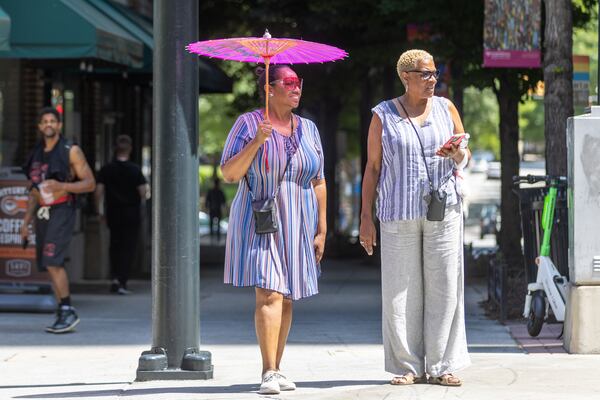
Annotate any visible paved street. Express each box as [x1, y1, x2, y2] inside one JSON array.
[[3, 162, 597, 400], [2, 259, 600, 400], [462, 169, 501, 248], [462, 162, 546, 249]]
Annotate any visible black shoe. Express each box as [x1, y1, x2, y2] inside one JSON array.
[[44, 309, 60, 332], [45, 306, 80, 334], [109, 280, 119, 293]]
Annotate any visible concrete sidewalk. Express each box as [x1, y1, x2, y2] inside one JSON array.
[[1, 259, 599, 399]]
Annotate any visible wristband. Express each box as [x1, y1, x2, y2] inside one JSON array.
[[459, 134, 470, 149], [454, 149, 468, 169]]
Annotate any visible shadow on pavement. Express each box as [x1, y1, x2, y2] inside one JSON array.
[[13, 380, 389, 398], [295, 379, 388, 388], [467, 344, 523, 353], [1, 382, 129, 390]]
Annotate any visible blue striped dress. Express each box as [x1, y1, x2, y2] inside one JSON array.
[[220, 110, 325, 300]]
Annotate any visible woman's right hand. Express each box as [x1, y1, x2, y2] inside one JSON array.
[[359, 216, 377, 256], [255, 119, 273, 145]]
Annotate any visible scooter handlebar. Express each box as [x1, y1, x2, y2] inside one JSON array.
[[513, 174, 567, 186]]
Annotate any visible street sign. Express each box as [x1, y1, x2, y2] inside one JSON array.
[[483, 0, 542, 68], [573, 55, 590, 106], [527, 55, 590, 104]]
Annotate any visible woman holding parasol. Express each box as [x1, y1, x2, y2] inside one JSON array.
[[189, 32, 345, 394]]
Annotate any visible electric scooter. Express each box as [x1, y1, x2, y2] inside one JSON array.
[[513, 175, 569, 337]]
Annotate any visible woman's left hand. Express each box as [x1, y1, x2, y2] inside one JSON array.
[[314, 232, 326, 263]]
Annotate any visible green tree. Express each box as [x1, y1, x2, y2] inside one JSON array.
[[195, 0, 597, 249], [544, 0, 574, 176], [463, 87, 500, 157]]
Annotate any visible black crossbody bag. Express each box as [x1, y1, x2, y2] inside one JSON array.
[[244, 116, 295, 234], [394, 98, 451, 221]]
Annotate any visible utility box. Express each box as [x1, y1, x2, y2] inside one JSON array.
[[567, 106, 600, 285], [564, 106, 600, 354]]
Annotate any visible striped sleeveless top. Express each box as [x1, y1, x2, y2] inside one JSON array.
[[372, 96, 462, 222]]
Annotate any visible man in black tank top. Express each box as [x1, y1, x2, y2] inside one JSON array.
[[21, 107, 96, 334], [95, 135, 148, 294]]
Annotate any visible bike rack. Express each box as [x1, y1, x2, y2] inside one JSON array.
[[487, 257, 508, 322]]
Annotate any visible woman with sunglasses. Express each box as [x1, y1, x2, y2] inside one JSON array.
[[360, 49, 471, 387], [220, 64, 326, 395]]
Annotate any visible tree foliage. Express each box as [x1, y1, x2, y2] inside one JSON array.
[[196, 0, 598, 244]]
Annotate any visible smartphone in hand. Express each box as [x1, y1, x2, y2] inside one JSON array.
[[436, 133, 469, 156], [442, 133, 466, 149], [21, 237, 29, 249]]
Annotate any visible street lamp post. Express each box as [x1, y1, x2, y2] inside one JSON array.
[[136, 0, 213, 380]]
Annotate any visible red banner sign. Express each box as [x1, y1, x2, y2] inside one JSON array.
[[0, 179, 47, 285]]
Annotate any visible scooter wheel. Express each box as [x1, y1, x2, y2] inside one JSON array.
[[527, 291, 545, 337]]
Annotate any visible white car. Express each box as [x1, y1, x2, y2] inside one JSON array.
[[486, 161, 501, 179], [519, 160, 546, 176], [469, 150, 495, 173], [198, 211, 228, 236]]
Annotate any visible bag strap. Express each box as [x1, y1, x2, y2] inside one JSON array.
[[392, 98, 435, 191], [243, 115, 295, 201], [392, 98, 452, 192]]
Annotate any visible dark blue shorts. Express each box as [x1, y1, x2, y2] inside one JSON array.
[[34, 202, 76, 271]]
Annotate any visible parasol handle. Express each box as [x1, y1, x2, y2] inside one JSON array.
[[263, 56, 271, 172], [264, 56, 270, 120]]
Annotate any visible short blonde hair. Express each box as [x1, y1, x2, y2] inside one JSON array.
[[397, 49, 433, 86]]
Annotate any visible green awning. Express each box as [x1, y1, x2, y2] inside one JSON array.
[[0, 5, 10, 51], [88, 0, 152, 68], [87, 0, 232, 93], [0, 0, 143, 68]]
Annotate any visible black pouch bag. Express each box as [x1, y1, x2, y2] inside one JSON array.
[[426, 188, 448, 222], [251, 197, 278, 234]]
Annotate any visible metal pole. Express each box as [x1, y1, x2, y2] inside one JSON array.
[[136, 0, 213, 381]]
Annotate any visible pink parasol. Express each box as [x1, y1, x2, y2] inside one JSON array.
[[187, 30, 348, 171], [187, 30, 347, 115]]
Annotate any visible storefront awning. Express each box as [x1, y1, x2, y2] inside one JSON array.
[[87, 0, 232, 93], [0, 0, 143, 68], [0, 6, 10, 51]]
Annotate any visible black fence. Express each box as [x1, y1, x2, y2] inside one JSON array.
[[487, 257, 508, 321], [513, 186, 569, 283]]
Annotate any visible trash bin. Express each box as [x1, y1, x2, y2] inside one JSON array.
[[513, 185, 569, 284]]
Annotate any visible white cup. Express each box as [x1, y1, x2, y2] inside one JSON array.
[[39, 182, 54, 204]]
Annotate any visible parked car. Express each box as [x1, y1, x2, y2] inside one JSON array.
[[469, 150, 495, 173], [486, 161, 501, 179], [480, 204, 500, 239], [199, 211, 228, 236], [519, 160, 546, 176]]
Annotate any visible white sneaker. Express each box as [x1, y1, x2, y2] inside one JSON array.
[[259, 371, 280, 394], [117, 287, 132, 295], [275, 372, 296, 391]]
